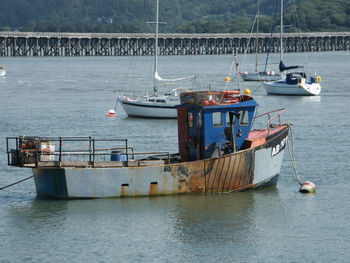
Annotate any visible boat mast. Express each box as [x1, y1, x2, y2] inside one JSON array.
[[280, 0, 283, 62], [153, 0, 159, 96], [255, 0, 260, 72]]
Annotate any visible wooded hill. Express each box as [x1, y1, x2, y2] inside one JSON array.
[[0, 0, 349, 33]]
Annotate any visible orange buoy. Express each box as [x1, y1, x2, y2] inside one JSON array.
[[126, 97, 130, 102], [210, 99, 216, 105], [233, 90, 240, 94], [107, 109, 116, 117]]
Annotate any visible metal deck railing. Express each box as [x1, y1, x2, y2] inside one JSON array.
[[6, 136, 171, 168], [253, 108, 286, 135]]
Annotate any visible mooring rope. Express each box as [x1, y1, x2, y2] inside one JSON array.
[[0, 175, 34, 191], [286, 123, 302, 185]]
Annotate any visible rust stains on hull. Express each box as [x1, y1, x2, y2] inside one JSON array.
[[171, 147, 258, 195], [168, 160, 205, 194], [203, 150, 254, 193], [149, 182, 158, 195]]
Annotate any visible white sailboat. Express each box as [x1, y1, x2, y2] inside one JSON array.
[[119, 0, 195, 118], [240, 0, 282, 82], [263, 0, 321, 96]]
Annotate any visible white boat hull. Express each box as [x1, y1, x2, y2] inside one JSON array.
[[240, 72, 282, 82], [263, 81, 321, 96], [120, 100, 177, 118]]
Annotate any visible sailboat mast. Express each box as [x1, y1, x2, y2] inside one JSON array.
[[280, 0, 283, 61], [255, 0, 260, 72], [153, 0, 159, 95]]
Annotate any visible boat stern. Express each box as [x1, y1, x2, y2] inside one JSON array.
[[33, 168, 68, 198]]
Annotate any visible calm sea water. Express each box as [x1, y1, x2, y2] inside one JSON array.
[[0, 52, 349, 262]]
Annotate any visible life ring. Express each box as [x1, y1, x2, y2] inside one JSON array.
[[316, 76, 321, 83]]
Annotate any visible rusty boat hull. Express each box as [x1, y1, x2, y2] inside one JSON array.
[[31, 126, 289, 199]]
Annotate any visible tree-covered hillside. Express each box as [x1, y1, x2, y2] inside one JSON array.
[[0, 0, 348, 33]]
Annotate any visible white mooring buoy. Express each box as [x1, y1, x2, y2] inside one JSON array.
[[107, 109, 116, 117], [287, 124, 316, 194], [299, 181, 316, 193]]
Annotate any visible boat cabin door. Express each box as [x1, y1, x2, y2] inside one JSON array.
[[187, 111, 201, 161]]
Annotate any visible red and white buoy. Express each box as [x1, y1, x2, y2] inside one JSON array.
[[107, 109, 116, 117], [299, 181, 316, 193]]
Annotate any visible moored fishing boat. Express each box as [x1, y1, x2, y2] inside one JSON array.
[[6, 90, 290, 199]]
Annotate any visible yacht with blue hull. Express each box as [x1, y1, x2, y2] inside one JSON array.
[[6, 90, 290, 199]]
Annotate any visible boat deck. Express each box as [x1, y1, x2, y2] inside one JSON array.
[[22, 159, 168, 168]]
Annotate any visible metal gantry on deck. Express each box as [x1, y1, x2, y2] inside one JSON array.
[[0, 31, 349, 56]]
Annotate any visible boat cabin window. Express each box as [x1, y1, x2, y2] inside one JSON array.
[[188, 112, 193, 128], [156, 99, 166, 103], [212, 112, 222, 128], [239, 110, 249, 126], [148, 99, 155, 102], [226, 111, 236, 127]]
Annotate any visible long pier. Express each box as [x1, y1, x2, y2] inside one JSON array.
[[0, 31, 349, 56]]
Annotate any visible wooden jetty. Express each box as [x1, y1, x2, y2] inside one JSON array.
[[0, 31, 349, 56]]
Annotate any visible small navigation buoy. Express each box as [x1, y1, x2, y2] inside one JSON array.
[[299, 181, 316, 193], [244, 89, 251, 95], [107, 109, 116, 117], [225, 77, 231, 82]]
